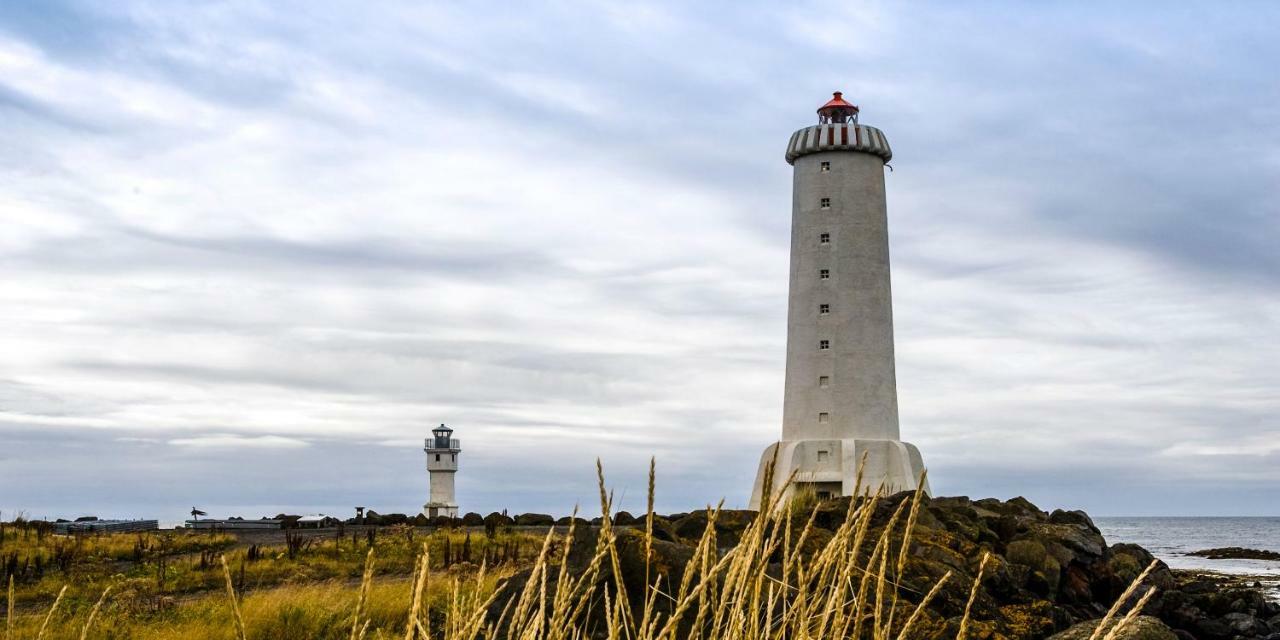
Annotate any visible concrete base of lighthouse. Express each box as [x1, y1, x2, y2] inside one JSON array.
[[748, 439, 929, 510], [423, 502, 458, 519]]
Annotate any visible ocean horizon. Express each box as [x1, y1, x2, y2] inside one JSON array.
[[1096, 516, 1280, 599]]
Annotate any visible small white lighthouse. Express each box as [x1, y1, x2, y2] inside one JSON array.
[[749, 93, 929, 509], [424, 424, 460, 518]]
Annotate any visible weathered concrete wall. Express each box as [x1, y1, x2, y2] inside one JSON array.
[[781, 150, 900, 442], [429, 468, 456, 506], [748, 438, 928, 508]]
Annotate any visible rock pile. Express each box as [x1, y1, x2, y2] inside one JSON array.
[[1188, 548, 1280, 562], [494, 493, 1279, 639]]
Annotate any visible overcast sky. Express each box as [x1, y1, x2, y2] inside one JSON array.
[[1, 2, 1278, 522]]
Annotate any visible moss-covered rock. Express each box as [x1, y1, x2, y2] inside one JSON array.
[[1048, 615, 1177, 640], [513, 513, 554, 526], [1007, 539, 1049, 568]]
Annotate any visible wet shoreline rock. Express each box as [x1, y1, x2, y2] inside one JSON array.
[[1188, 547, 1280, 561]]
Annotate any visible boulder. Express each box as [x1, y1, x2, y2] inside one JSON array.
[[513, 513, 555, 526], [1007, 539, 1049, 568], [1049, 509, 1100, 534], [460, 512, 484, 526], [1193, 616, 1232, 640], [1188, 547, 1280, 561], [483, 512, 514, 528], [1107, 544, 1174, 590], [975, 496, 1044, 520], [612, 511, 638, 525], [810, 496, 855, 530], [1222, 612, 1271, 637], [671, 509, 754, 547], [613, 527, 695, 598], [647, 517, 680, 543], [1049, 616, 1176, 640]]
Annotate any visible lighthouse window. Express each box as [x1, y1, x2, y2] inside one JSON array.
[[820, 198, 831, 209], [819, 269, 830, 280], [819, 340, 830, 350], [435, 454, 440, 462], [451, 454, 456, 462], [817, 450, 830, 461], [818, 413, 830, 424], [820, 161, 830, 172], [818, 376, 830, 388], [819, 304, 830, 314], [819, 233, 830, 244]]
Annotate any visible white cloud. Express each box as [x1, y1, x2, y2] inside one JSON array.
[[168, 434, 310, 449]]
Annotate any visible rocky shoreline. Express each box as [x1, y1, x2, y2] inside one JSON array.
[[1188, 548, 1280, 562], [488, 493, 1279, 639], [1172, 569, 1280, 598]]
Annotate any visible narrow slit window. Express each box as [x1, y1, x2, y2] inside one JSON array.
[[820, 161, 830, 172], [817, 413, 830, 424], [819, 269, 830, 280], [818, 376, 830, 388], [820, 197, 831, 209], [819, 233, 830, 244], [819, 339, 830, 350], [435, 454, 440, 462], [819, 303, 830, 314]]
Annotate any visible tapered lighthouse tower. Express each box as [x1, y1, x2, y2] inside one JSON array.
[[424, 424, 460, 518], [749, 93, 928, 509]]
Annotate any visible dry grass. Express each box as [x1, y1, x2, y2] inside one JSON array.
[[1, 463, 1160, 639]]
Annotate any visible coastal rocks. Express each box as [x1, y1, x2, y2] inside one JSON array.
[[1048, 510, 1099, 533], [1048, 616, 1176, 640], [1189, 547, 1280, 561], [1224, 612, 1272, 637], [671, 509, 754, 548], [772, 493, 1274, 639], [513, 513, 555, 526], [483, 512, 514, 529], [487, 494, 1278, 640]]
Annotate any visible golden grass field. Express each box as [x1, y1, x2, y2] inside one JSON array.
[[2, 463, 1158, 639]]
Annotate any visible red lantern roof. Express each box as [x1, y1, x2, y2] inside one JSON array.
[[816, 91, 859, 124], [818, 91, 858, 113]]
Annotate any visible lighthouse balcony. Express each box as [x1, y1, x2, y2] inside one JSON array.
[[425, 437, 461, 452]]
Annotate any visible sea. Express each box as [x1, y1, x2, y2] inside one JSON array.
[[1095, 517, 1280, 599]]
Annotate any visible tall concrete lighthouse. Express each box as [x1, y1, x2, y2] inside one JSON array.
[[749, 93, 929, 509], [424, 424, 460, 518]]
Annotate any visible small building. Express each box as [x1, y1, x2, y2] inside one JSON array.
[[54, 519, 159, 534], [185, 518, 284, 530], [296, 515, 340, 529]]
